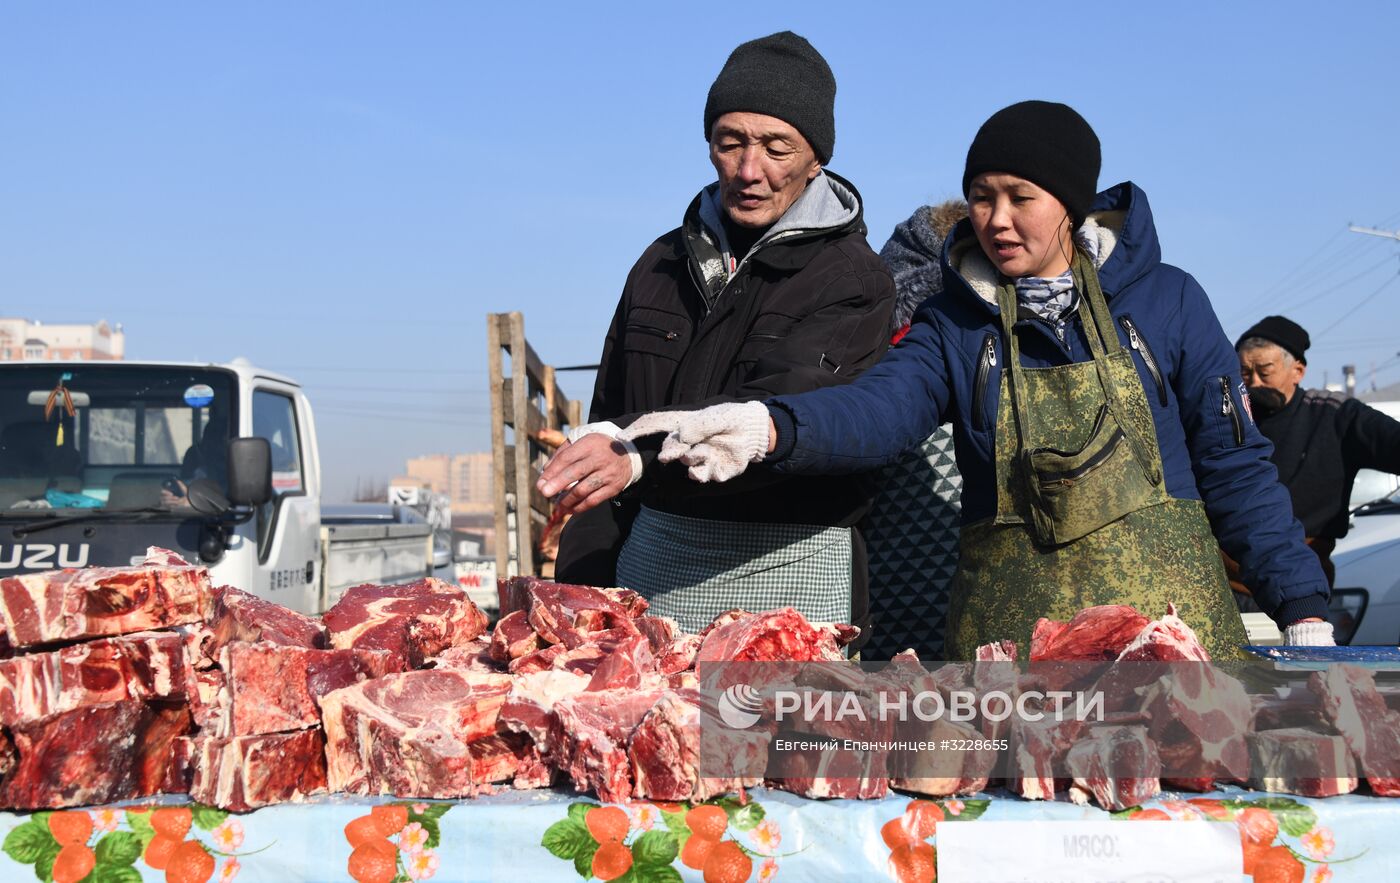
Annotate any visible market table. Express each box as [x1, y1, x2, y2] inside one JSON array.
[[4, 785, 1397, 882]]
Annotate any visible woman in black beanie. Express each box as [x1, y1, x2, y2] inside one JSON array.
[[617, 100, 1335, 659]]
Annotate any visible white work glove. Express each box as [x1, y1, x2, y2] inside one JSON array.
[[620, 401, 771, 483], [564, 421, 644, 489], [1283, 620, 1336, 646]]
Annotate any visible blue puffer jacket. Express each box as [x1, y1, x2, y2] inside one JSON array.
[[768, 181, 1330, 625]]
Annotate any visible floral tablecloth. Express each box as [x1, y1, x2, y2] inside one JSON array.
[[2, 786, 1396, 882]]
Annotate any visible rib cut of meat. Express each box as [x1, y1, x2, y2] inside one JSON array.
[[213, 642, 401, 737], [0, 549, 209, 648], [697, 608, 846, 664], [1310, 664, 1400, 796], [323, 578, 488, 669], [204, 585, 325, 655], [319, 668, 516, 797], [188, 728, 328, 812], [628, 691, 766, 802], [1248, 728, 1358, 797], [0, 699, 150, 809], [1029, 605, 1151, 662], [1065, 725, 1161, 811], [0, 631, 189, 727], [552, 689, 667, 803]]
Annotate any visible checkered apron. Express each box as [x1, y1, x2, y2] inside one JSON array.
[[615, 506, 852, 635]]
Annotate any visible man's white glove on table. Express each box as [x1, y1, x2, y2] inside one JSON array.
[[1283, 620, 1336, 646], [620, 401, 771, 483]]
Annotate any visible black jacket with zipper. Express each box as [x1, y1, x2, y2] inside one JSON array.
[[555, 171, 895, 637]]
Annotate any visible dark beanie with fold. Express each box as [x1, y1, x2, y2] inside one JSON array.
[[1236, 315, 1310, 364], [962, 100, 1101, 222], [704, 31, 836, 164]]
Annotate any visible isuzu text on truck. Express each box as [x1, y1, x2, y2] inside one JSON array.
[[0, 360, 433, 612]]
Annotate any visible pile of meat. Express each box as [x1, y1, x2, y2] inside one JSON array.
[[0, 554, 853, 811], [963, 603, 1400, 810], [1, 555, 1395, 815]]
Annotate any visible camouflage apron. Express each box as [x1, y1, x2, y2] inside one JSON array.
[[945, 252, 1249, 661]]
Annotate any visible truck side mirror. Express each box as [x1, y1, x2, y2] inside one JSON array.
[[227, 437, 273, 506]]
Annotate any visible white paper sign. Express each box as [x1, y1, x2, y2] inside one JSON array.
[[936, 820, 1242, 883]]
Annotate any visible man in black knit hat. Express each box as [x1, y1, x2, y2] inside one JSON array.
[[540, 32, 893, 645], [1227, 315, 1400, 608]]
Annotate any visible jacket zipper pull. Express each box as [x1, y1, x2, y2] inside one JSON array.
[[1125, 321, 1142, 351], [986, 337, 997, 367], [1220, 377, 1231, 416]]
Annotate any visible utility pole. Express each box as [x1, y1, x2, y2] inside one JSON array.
[[1349, 224, 1400, 242]]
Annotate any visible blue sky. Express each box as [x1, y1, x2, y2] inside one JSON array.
[[4, 2, 1398, 501]]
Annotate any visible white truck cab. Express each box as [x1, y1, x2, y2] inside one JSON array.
[[0, 359, 430, 612]]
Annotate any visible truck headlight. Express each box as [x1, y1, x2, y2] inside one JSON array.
[[1326, 589, 1368, 645]]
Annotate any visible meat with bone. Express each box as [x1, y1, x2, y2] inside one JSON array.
[[1310, 664, 1400, 796], [891, 717, 993, 798], [1006, 715, 1085, 801], [0, 699, 151, 809], [524, 581, 641, 646], [318, 668, 516, 797], [0, 630, 189, 727], [585, 632, 656, 692], [136, 703, 195, 796], [498, 669, 592, 753], [430, 638, 504, 674], [697, 608, 847, 665], [551, 688, 669, 804], [635, 615, 678, 653], [1247, 728, 1358, 797], [323, 578, 488, 669], [627, 691, 768, 802], [657, 633, 703, 675], [203, 585, 326, 655], [0, 548, 209, 649], [1029, 605, 1152, 662], [1114, 604, 1210, 663], [212, 642, 400, 737], [490, 610, 541, 662], [1136, 664, 1252, 791], [1065, 725, 1162, 811], [188, 728, 329, 812]]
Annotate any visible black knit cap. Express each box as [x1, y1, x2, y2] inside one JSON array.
[[962, 100, 1101, 222], [1236, 315, 1311, 364], [704, 31, 836, 164]]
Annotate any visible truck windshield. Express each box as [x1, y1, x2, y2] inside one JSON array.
[[0, 366, 236, 512]]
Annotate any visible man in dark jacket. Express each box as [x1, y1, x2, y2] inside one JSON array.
[[1233, 315, 1400, 593], [540, 31, 894, 640]]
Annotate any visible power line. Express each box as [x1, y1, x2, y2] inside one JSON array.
[[1311, 271, 1400, 340], [1267, 253, 1397, 318]]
